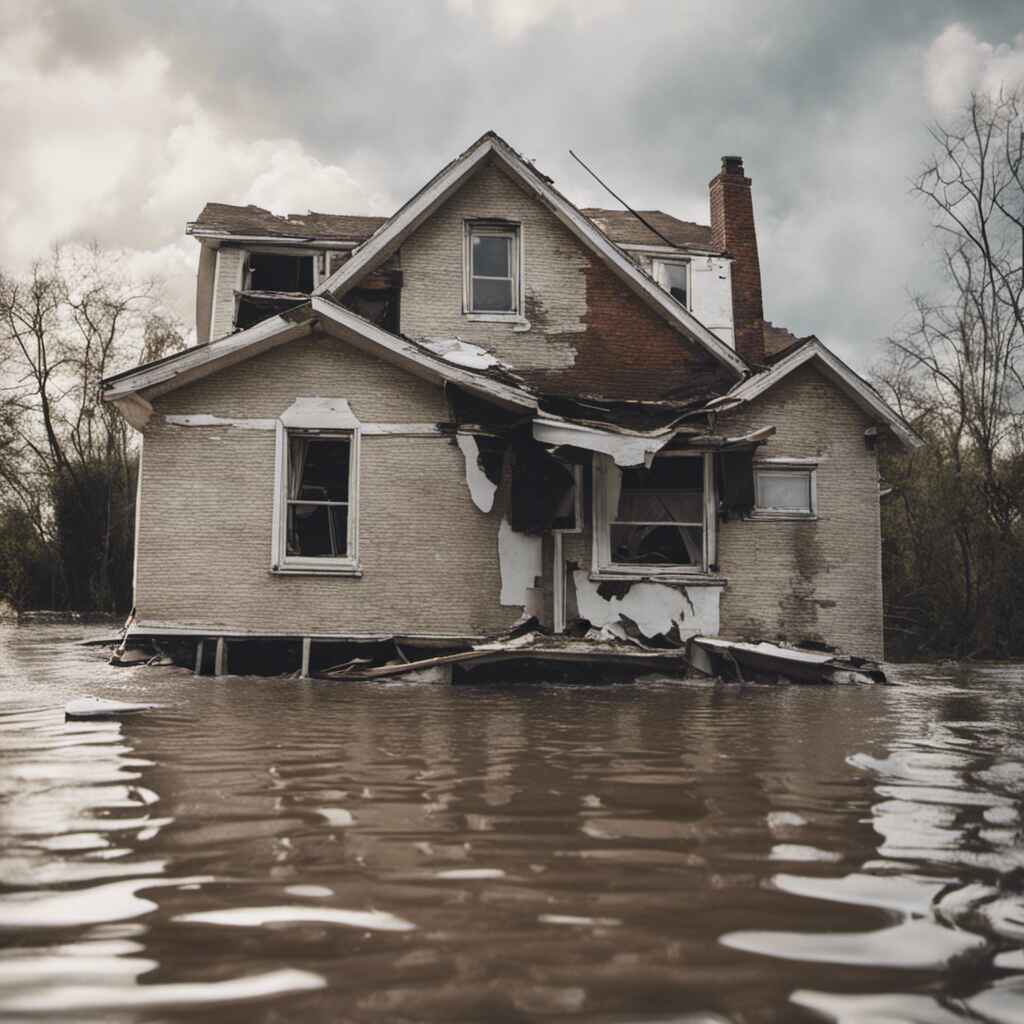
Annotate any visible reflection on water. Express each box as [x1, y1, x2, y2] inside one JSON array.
[[1, 627, 1023, 1022]]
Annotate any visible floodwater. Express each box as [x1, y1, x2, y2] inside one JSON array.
[[1, 628, 1024, 1023]]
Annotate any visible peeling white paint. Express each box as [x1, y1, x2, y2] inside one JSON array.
[[499, 517, 543, 607], [163, 415, 276, 429], [421, 337, 501, 370], [457, 433, 497, 512], [572, 571, 721, 640], [280, 397, 361, 430], [533, 417, 674, 468]]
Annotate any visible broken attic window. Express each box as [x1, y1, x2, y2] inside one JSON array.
[[467, 223, 519, 313], [609, 454, 704, 567], [652, 259, 689, 308], [286, 433, 352, 558], [246, 252, 314, 293]]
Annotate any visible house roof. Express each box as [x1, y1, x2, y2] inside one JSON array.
[[188, 203, 386, 243], [706, 337, 923, 450], [312, 131, 748, 377], [101, 296, 539, 429], [580, 209, 718, 251]]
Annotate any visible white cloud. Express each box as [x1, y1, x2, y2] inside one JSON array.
[[446, 0, 624, 40], [925, 24, 1024, 116]]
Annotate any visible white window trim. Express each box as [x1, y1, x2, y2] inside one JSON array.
[[652, 258, 691, 310], [591, 452, 717, 579], [552, 464, 584, 535], [749, 460, 817, 521], [271, 400, 362, 576], [463, 220, 524, 318]]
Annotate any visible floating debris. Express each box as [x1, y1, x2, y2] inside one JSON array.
[[64, 698, 161, 720]]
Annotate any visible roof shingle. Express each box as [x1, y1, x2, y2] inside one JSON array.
[[580, 208, 717, 251], [189, 203, 386, 243]]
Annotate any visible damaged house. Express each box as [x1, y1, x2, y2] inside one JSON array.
[[101, 132, 919, 678]]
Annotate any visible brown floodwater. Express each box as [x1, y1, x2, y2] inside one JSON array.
[[1, 625, 1023, 1023]]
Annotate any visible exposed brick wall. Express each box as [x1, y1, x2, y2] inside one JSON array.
[[138, 331, 519, 638], [397, 158, 737, 401], [709, 157, 764, 366], [716, 363, 884, 658]]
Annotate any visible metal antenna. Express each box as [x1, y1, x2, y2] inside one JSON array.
[[569, 150, 678, 249]]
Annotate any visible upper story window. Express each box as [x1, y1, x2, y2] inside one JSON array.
[[245, 252, 314, 293], [593, 452, 714, 576], [465, 222, 520, 315], [652, 259, 689, 308]]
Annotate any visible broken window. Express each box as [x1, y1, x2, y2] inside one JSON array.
[[245, 252, 314, 293], [466, 223, 519, 314], [753, 465, 816, 518], [283, 432, 355, 563], [652, 259, 689, 307], [594, 453, 712, 574]]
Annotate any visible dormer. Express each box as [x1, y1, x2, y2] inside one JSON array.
[[186, 204, 386, 344]]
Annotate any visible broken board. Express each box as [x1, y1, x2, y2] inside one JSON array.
[[65, 697, 161, 720]]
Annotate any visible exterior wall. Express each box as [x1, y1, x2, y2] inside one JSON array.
[[630, 251, 735, 349], [716, 363, 884, 658], [137, 332, 520, 638], [195, 243, 216, 345], [397, 160, 737, 401], [210, 247, 245, 341]]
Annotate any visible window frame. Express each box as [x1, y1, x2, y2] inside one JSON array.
[[750, 460, 817, 520], [463, 221, 523, 319], [272, 423, 361, 575], [592, 451, 716, 578], [651, 258, 691, 309]]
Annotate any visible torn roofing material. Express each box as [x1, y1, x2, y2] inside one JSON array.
[[580, 209, 719, 252], [187, 203, 386, 243], [312, 130, 748, 378]]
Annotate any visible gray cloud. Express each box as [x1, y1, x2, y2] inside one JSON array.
[[5, 0, 1024, 361]]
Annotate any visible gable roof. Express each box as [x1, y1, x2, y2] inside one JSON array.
[[313, 131, 748, 377], [706, 337, 923, 450], [581, 209, 718, 252], [101, 296, 538, 427], [188, 203, 386, 244]]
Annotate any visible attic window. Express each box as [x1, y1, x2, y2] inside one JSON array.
[[246, 252, 314, 293], [652, 259, 689, 308], [465, 223, 520, 315]]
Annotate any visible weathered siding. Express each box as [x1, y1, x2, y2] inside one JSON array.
[[195, 243, 216, 345], [210, 247, 245, 341], [137, 332, 518, 637], [716, 363, 884, 658], [396, 160, 737, 401]]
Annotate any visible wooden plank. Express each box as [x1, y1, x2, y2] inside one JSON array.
[[214, 637, 227, 677], [301, 637, 311, 678], [194, 639, 205, 676]]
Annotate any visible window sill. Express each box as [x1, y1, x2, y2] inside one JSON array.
[[590, 570, 727, 587], [464, 312, 530, 328], [271, 564, 363, 577], [745, 513, 818, 522]]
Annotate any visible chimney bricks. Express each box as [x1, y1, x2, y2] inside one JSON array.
[[709, 155, 765, 366]]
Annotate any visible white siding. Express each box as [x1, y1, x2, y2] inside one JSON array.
[[210, 248, 245, 341]]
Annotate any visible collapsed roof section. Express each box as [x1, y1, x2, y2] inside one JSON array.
[[187, 204, 386, 245], [313, 131, 749, 379]]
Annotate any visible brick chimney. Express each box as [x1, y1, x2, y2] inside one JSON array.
[[709, 156, 765, 366]]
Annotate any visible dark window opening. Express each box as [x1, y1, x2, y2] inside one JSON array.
[[610, 455, 704, 566], [246, 252, 314, 293], [286, 435, 351, 558]]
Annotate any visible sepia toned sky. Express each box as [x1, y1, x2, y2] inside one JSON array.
[[2, 0, 1023, 365]]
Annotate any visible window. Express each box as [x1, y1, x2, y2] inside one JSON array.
[[594, 453, 713, 575], [273, 409, 360, 574], [465, 223, 520, 314], [652, 259, 689, 308], [246, 252, 314, 293], [752, 464, 816, 519]]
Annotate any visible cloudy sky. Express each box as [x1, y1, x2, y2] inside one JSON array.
[[2, 0, 1023, 366]]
